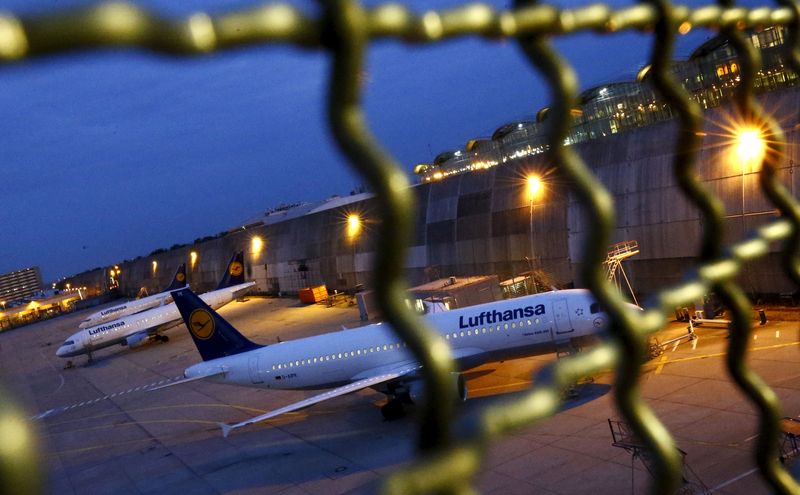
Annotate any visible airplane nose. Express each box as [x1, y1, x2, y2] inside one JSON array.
[[56, 347, 65, 357]]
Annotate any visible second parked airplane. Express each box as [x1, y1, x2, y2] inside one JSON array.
[[78, 263, 187, 329], [56, 252, 255, 361]]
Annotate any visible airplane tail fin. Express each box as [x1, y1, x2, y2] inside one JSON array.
[[164, 263, 187, 291], [171, 288, 262, 361], [215, 251, 246, 290]]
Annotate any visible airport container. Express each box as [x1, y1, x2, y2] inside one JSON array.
[[299, 285, 328, 304]]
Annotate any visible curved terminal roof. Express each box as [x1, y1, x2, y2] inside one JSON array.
[[491, 121, 534, 141], [466, 139, 492, 152], [433, 150, 464, 165], [689, 35, 730, 61], [579, 81, 645, 104]]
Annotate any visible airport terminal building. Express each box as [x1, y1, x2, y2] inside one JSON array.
[[64, 27, 799, 300]]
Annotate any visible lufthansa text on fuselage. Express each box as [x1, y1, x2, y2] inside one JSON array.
[[458, 304, 546, 329]]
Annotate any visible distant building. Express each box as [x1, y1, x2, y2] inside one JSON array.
[[0, 266, 43, 303]]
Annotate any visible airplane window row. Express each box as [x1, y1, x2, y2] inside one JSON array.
[[444, 318, 541, 341], [273, 341, 408, 370], [269, 314, 549, 372]]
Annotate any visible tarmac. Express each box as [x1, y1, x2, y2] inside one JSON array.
[[1, 295, 799, 494]]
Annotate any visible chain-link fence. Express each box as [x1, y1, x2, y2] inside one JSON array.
[[1, 2, 799, 494]]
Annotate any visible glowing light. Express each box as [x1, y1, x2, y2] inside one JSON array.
[[734, 127, 766, 166], [190, 251, 198, 268], [347, 214, 362, 240], [152, 260, 158, 274], [432, 171, 443, 181], [526, 174, 543, 201], [251, 236, 263, 255]]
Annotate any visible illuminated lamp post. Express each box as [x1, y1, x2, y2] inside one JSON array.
[[733, 127, 766, 229], [190, 251, 198, 270], [346, 214, 362, 287], [526, 174, 543, 294], [251, 236, 263, 256], [731, 126, 766, 293]]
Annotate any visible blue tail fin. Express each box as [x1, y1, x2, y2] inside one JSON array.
[[216, 251, 246, 290], [164, 263, 187, 291], [171, 288, 262, 361]]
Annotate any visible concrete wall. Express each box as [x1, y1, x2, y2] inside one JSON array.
[[64, 88, 800, 300]]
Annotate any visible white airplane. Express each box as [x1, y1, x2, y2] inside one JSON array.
[[77, 263, 188, 329], [162, 286, 609, 437], [56, 252, 255, 361]]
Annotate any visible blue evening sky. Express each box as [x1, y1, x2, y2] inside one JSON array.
[[0, 0, 759, 282]]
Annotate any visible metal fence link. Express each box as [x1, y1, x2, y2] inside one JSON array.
[[319, 0, 457, 455], [0, 3, 799, 495], [717, 0, 799, 491], [514, 1, 683, 492]]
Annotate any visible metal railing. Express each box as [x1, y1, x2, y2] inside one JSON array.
[[1, 2, 799, 494]]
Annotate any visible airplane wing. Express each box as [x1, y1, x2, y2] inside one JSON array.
[[219, 362, 420, 437], [148, 367, 227, 391]]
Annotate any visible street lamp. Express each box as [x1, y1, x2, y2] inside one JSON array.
[[190, 251, 198, 269], [732, 126, 766, 235], [251, 236, 263, 255], [346, 214, 362, 287], [525, 174, 544, 293], [734, 127, 766, 166]]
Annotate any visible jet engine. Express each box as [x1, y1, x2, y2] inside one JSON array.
[[405, 373, 467, 404], [123, 333, 148, 348]]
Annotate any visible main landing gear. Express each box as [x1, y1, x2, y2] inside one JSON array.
[[155, 335, 169, 343], [381, 399, 406, 421]]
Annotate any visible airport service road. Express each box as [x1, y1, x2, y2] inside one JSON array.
[[0, 298, 798, 494]]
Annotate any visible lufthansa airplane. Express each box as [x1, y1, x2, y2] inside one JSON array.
[[163, 286, 608, 437], [77, 263, 188, 329], [56, 252, 255, 361]]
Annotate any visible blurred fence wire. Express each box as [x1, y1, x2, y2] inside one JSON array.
[[1, 1, 800, 494]]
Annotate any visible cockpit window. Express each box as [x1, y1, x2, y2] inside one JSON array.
[[63, 340, 74, 346], [590, 303, 602, 314]]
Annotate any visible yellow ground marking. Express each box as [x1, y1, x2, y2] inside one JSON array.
[[654, 355, 668, 375], [469, 381, 532, 395], [44, 419, 219, 438], [43, 403, 268, 428], [646, 341, 800, 372], [46, 437, 168, 457]]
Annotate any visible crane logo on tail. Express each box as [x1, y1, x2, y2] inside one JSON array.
[[176, 272, 186, 282], [229, 262, 244, 277], [189, 309, 215, 340]]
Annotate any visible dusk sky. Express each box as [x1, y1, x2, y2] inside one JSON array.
[[0, 0, 760, 282]]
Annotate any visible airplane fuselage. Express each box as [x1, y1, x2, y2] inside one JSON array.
[[57, 282, 255, 358], [78, 291, 182, 329], [185, 289, 605, 391]]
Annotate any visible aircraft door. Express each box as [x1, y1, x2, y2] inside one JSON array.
[[553, 299, 574, 334], [248, 356, 264, 384]]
